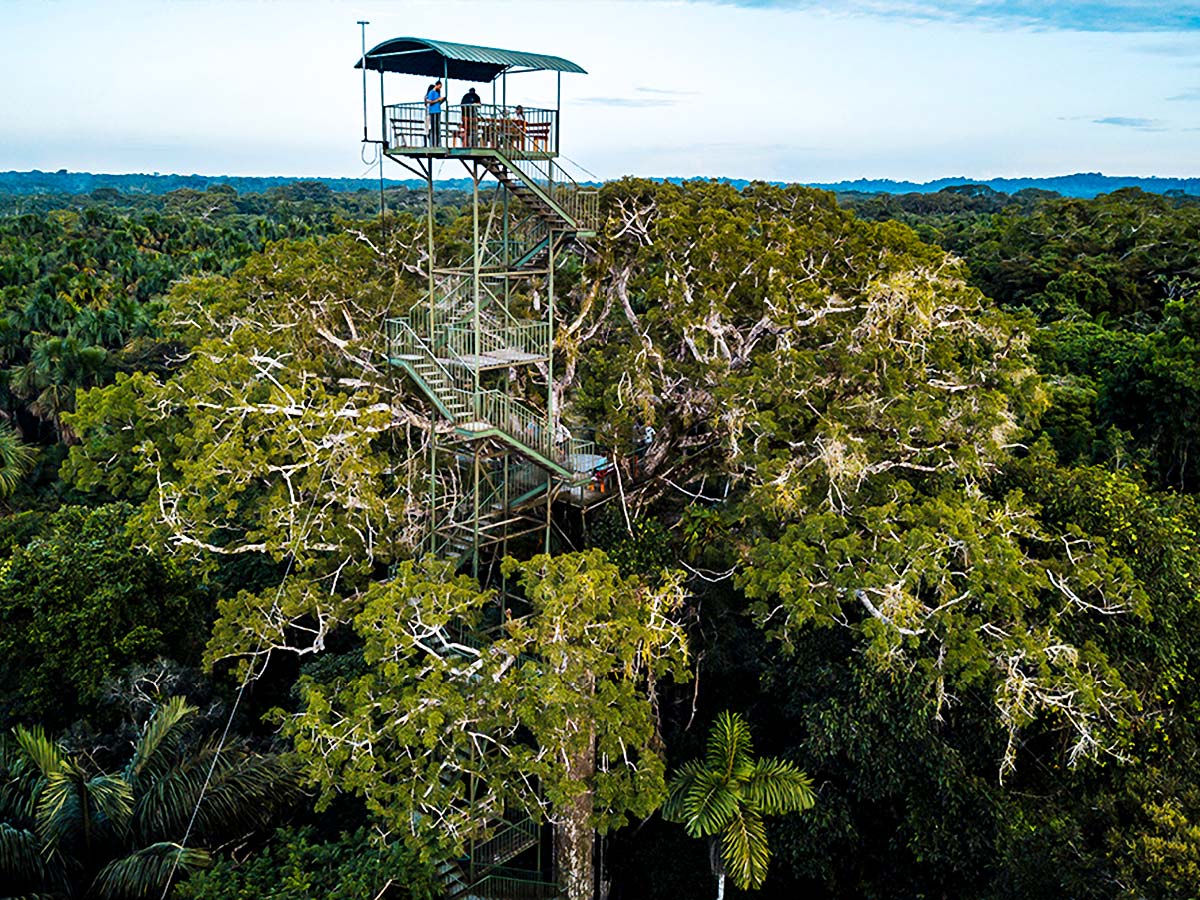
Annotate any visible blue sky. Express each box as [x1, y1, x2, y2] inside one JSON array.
[[1, 0, 1198, 183]]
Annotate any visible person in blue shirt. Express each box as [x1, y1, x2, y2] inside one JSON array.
[[425, 80, 445, 146]]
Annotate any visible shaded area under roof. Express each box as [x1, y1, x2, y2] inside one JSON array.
[[354, 37, 587, 82]]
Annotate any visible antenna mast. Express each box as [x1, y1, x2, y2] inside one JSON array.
[[358, 20, 369, 141]]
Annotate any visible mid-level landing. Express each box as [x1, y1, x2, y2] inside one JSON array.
[[389, 347, 546, 372]]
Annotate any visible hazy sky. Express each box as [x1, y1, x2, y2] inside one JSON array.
[[2, 0, 1199, 183]]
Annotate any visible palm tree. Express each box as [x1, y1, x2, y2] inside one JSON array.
[[663, 711, 815, 899], [0, 696, 302, 899], [0, 422, 34, 498]]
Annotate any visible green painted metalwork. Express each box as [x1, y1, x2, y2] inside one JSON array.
[[371, 41, 601, 897], [356, 36, 586, 79]]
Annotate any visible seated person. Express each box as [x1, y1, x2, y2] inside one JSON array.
[[510, 105, 527, 149]]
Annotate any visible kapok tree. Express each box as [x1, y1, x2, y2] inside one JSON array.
[[274, 552, 689, 900]]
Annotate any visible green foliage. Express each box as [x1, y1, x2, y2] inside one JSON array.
[[0, 503, 206, 726], [0, 697, 301, 899], [64, 230, 425, 586], [175, 825, 439, 900], [0, 422, 34, 498], [663, 711, 814, 892], [590, 509, 676, 576], [9, 174, 1200, 900], [282, 551, 688, 888]]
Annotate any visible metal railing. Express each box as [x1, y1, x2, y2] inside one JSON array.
[[407, 277, 551, 365], [467, 870, 561, 900], [503, 156, 601, 231], [389, 314, 594, 477], [385, 102, 558, 157], [471, 818, 540, 870], [444, 321, 550, 362], [386, 317, 474, 408]]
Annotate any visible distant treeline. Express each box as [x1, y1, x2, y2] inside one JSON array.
[[5, 168, 1200, 200], [810, 171, 1200, 199], [0, 169, 474, 197]]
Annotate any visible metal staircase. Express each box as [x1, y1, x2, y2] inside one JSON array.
[[478, 152, 600, 234], [428, 637, 557, 900], [366, 38, 598, 898], [388, 316, 595, 480]]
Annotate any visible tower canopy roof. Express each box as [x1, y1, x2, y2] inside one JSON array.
[[354, 37, 586, 82]]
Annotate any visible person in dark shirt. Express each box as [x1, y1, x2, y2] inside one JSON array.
[[460, 87, 481, 146]]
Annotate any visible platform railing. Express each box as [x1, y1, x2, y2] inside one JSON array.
[[444, 320, 550, 362], [385, 102, 558, 157], [408, 275, 551, 365]]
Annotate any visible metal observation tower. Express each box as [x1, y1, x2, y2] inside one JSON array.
[[357, 36, 604, 580]]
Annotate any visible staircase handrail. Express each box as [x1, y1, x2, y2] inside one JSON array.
[[387, 316, 474, 405], [500, 154, 601, 232], [470, 815, 540, 870], [444, 320, 550, 361]]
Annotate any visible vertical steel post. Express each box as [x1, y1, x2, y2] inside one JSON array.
[[545, 229, 556, 556], [379, 69, 386, 150], [555, 71, 561, 155], [427, 158, 437, 551], [501, 451, 509, 616], [547, 230, 555, 438], [473, 445, 481, 580], [473, 162, 481, 401], [378, 70, 387, 224], [358, 21, 369, 142]]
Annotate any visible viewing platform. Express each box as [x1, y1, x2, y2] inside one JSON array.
[[356, 36, 585, 164], [385, 103, 559, 158]]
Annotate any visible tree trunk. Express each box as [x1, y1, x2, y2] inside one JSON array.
[[556, 689, 597, 900], [708, 835, 726, 900]]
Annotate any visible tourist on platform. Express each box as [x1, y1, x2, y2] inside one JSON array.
[[460, 86, 481, 145], [511, 105, 527, 150], [425, 81, 445, 146]]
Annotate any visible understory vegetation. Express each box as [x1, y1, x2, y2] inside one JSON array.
[[1, 180, 1199, 898]]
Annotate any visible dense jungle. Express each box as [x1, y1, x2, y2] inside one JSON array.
[[1, 178, 1199, 900]]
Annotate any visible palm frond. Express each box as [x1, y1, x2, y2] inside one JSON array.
[[188, 751, 303, 843], [0, 823, 48, 886], [719, 807, 771, 891], [704, 711, 753, 781], [13, 728, 65, 781], [0, 737, 41, 824], [662, 759, 706, 823], [88, 843, 210, 900], [37, 768, 132, 851], [741, 757, 816, 816], [0, 423, 34, 497], [681, 769, 737, 839], [135, 741, 300, 844], [130, 761, 206, 845], [84, 776, 135, 841], [33, 766, 83, 850], [123, 697, 196, 788]]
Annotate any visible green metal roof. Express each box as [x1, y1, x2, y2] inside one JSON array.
[[355, 37, 586, 82]]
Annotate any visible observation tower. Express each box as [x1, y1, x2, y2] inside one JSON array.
[[356, 36, 603, 580]]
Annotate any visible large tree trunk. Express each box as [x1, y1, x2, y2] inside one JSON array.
[[556, 690, 597, 900]]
